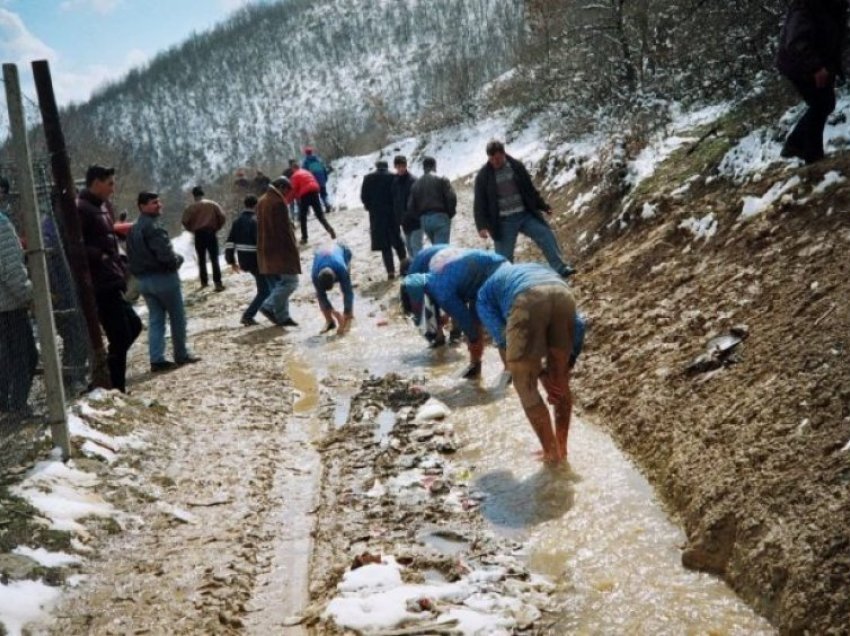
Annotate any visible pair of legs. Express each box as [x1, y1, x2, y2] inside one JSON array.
[[243, 271, 271, 323], [319, 184, 332, 212], [95, 288, 142, 392], [380, 224, 407, 277], [261, 274, 299, 324], [0, 308, 38, 412], [505, 285, 576, 462], [405, 228, 424, 258], [420, 212, 451, 245], [494, 212, 573, 278], [783, 78, 836, 164], [194, 229, 223, 289], [54, 310, 89, 391], [136, 272, 193, 365], [298, 192, 336, 243]]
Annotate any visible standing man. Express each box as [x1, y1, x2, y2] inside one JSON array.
[[127, 192, 200, 372], [182, 186, 226, 291], [477, 263, 586, 463], [312, 241, 353, 335], [400, 247, 506, 379], [776, 0, 848, 164], [407, 156, 456, 246], [225, 195, 269, 326], [282, 167, 336, 245], [0, 208, 37, 412], [256, 177, 300, 327], [77, 165, 142, 393], [361, 159, 406, 280], [392, 155, 421, 258], [474, 140, 575, 279], [301, 147, 333, 212]]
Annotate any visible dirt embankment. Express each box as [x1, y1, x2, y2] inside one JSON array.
[[549, 137, 850, 632]]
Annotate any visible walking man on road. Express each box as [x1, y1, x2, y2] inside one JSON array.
[[407, 156, 456, 247], [362, 159, 406, 279], [77, 165, 142, 393], [127, 192, 200, 372], [476, 263, 586, 462], [312, 241, 353, 336], [256, 177, 301, 327], [182, 185, 226, 291], [282, 167, 336, 245], [225, 195, 269, 326], [301, 146, 333, 212], [474, 140, 575, 279]]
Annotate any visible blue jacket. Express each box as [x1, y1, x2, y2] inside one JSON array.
[[407, 244, 448, 275], [302, 155, 329, 186], [424, 247, 506, 341], [312, 241, 353, 314], [477, 263, 585, 362]]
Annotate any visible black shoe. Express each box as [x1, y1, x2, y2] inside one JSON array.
[[176, 355, 201, 366], [560, 265, 576, 280], [259, 307, 281, 325], [448, 327, 462, 344], [462, 362, 482, 379], [241, 317, 258, 326], [320, 321, 336, 334], [300, 238, 308, 245], [280, 317, 299, 327], [214, 284, 225, 292], [151, 360, 177, 373], [428, 335, 447, 349]]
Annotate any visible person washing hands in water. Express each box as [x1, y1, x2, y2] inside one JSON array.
[[312, 241, 353, 336]]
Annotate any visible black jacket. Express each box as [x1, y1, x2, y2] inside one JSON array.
[[77, 189, 128, 293], [777, 0, 848, 80], [392, 172, 418, 232], [407, 172, 457, 221], [473, 155, 551, 241], [224, 209, 259, 273], [126, 213, 182, 276], [361, 167, 397, 251]]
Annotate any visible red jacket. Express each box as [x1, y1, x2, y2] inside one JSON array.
[[286, 168, 321, 202]]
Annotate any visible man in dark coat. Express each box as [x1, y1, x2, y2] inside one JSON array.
[[407, 156, 456, 247], [77, 164, 142, 392], [776, 0, 848, 163], [392, 155, 420, 257], [361, 159, 406, 279], [225, 195, 269, 326], [473, 140, 574, 279]]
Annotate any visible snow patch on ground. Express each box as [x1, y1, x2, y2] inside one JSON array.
[[0, 581, 63, 636], [680, 213, 718, 240], [12, 546, 81, 568], [741, 176, 801, 219], [813, 170, 846, 195]]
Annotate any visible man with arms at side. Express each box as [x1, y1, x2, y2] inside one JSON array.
[[312, 241, 353, 335], [474, 140, 575, 279], [362, 159, 406, 280], [477, 262, 586, 463], [225, 195, 269, 326], [127, 192, 200, 372], [182, 185, 226, 291]]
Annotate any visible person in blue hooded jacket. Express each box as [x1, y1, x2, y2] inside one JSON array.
[[477, 263, 585, 463], [400, 247, 506, 378], [312, 241, 353, 335], [400, 243, 461, 346]]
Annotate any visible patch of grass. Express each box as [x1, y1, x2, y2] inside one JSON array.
[[0, 487, 72, 554]]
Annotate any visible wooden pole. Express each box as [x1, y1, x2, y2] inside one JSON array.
[[31, 59, 110, 389], [3, 63, 71, 460]]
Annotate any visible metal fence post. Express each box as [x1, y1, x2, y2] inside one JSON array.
[[3, 63, 71, 460]]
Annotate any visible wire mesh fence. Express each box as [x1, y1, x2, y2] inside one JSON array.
[[0, 159, 90, 470]]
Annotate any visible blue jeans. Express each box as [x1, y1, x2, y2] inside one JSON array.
[[137, 272, 190, 363], [494, 212, 571, 275], [244, 272, 271, 321], [420, 212, 451, 245], [262, 274, 299, 322], [405, 229, 424, 258]]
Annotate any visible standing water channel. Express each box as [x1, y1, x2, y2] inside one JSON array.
[[267, 279, 773, 634]]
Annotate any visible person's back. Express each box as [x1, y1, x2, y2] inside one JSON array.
[[361, 168, 395, 213], [428, 247, 506, 304], [182, 198, 225, 233], [225, 208, 259, 274], [408, 171, 456, 219], [256, 187, 299, 275], [303, 154, 328, 186], [407, 244, 448, 276]]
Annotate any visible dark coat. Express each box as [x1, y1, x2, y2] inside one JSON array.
[[407, 173, 457, 221], [224, 209, 259, 274], [360, 167, 397, 251], [77, 189, 127, 293], [392, 172, 418, 232], [126, 213, 182, 276], [777, 0, 848, 80], [473, 155, 551, 241], [257, 188, 300, 275]]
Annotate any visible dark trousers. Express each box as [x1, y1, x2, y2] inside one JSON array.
[[380, 225, 407, 275], [244, 271, 271, 321], [319, 184, 331, 211], [194, 229, 222, 287], [55, 310, 89, 386], [0, 308, 37, 412], [95, 288, 142, 393], [784, 78, 836, 163], [298, 192, 336, 243]]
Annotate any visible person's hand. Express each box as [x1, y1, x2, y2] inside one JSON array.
[[814, 67, 831, 89], [478, 229, 489, 239], [337, 313, 353, 335]]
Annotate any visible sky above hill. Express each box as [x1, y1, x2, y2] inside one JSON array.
[[0, 0, 269, 107]]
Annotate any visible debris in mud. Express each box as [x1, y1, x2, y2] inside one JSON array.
[[685, 327, 749, 376], [308, 374, 565, 634]]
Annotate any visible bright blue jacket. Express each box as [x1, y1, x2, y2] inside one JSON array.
[[477, 263, 585, 362], [424, 247, 507, 342], [311, 242, 353, 314], [408, 243, 449, 275], [302, 155, 329, 186]]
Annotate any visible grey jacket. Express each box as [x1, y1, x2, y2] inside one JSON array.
[[407, 172, 457, 220], [126, 213, 182, 276], [0, 211, 32, 312]]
